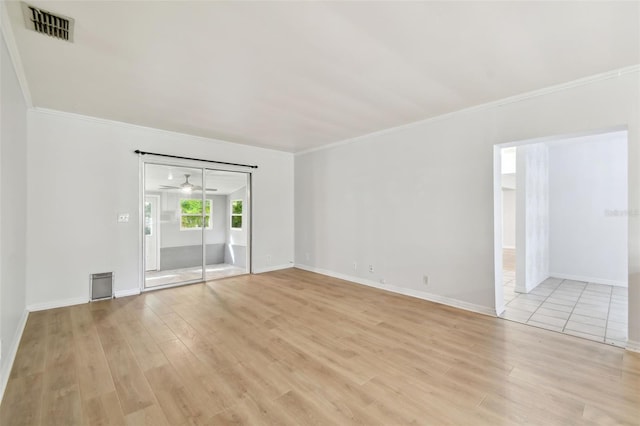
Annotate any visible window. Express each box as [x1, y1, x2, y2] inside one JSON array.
[[231, 200, 243, 229], [180, 199, 212, 230]]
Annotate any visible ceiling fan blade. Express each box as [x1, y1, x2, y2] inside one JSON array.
[[191, 186, 217, 192], [157, 185, 217, 192]]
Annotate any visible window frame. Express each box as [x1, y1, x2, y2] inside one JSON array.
[[230, 199, 243, 230], [179, 198, 213, 231]]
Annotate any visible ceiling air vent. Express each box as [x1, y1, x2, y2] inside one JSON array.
[[21, 2, 74, 42]]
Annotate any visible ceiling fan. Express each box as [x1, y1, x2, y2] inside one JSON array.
[[159, 174, 217, 193]]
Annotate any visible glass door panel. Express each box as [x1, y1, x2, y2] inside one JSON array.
[[204, 169, 250, 280], [144, 164, 204, 288]]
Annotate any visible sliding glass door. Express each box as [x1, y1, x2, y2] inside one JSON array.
[[204, 169, 250, 281], [143, 161, 250, 290], [144, 164, 204, 288]]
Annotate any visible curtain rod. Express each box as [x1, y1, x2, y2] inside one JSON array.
[[134, 150, 258, 169]]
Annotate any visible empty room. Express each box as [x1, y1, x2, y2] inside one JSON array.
[[1, 1, 639, 425]]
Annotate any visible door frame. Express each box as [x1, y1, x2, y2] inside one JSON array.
[[138, 155, 253, 292], [492, 125, 628, 318]]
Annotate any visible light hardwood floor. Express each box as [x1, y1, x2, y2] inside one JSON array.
[[1, 268, 639, 425], [145, 263, 246, 288]]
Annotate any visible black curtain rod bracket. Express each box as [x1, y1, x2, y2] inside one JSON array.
[[134, 150, 258, 169]]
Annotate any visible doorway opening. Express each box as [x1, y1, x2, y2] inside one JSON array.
[[142, 162, 251, 290], [494, 129, 628, 347]]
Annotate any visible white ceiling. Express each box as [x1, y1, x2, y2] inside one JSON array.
[[5, 1, 639, 153]]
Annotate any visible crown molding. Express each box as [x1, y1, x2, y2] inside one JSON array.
[[295, 64, 640, 156], [1, 1, 33, 107]]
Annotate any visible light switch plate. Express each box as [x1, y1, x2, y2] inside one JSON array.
[[117, 213, 130, 223]]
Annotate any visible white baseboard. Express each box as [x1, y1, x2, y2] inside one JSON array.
[[295, 264, 495, 317], [26, 289, 140, 311], [626, 340, 640, 353], [550, 272, 627, 287], [114, 288, 141, 298], [26, 296, 88, 312], [254, 263, 294, 274], [0, 309, 28, 404]]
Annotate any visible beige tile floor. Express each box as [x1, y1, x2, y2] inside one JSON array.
[[502, 269, 628, 347], [145, 263, 246, 288]]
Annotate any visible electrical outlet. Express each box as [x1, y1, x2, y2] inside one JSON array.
[[380, 279, 386, 284], [369, 264, 374, 273], [423, 275, 429, 285], [353, 262, 358, 271], [305, 253, 310, 261], [267, 255, 272, 264], [117, 213, 129, 223]]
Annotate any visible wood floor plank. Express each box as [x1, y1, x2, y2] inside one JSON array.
[[99, 344, 156, 415], [2, 268, 639, 425], [144, 363, 213, 425], [208, 394, 297, 425], [118, 317, 172, 373], [123, 404, 170, 426], [138, 306, 183, 344], [82, 391, 126, 426], [70, 307, 117, 401], [94, 314, 156, 415], [45, 309, 75, 368], [233, 359, 292, 401], [0, 373, 44, 426], [9, 311, 48, 379], [272, 390, 341, 425], [157, 338, 235, 414], [41, 361, 84, 426], [75, 343, 117, 402]]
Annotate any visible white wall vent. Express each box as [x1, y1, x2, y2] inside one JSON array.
[[21, 2, 74, 42], [90, 272, 114, 301]]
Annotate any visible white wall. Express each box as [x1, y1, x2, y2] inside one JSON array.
[[516, 143, 550, 293], [0, 31, 28, 397], [26, 109, 294, 308], [502, 188, 516, 248], [549, 132, 628, 286], [295, 70, 639, 336]]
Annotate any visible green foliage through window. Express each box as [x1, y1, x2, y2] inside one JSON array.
[[180, 199, 211, 214], [180, 199, 212, 230], [231, 199, 243, 229], [231, 216, 242, 229]]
